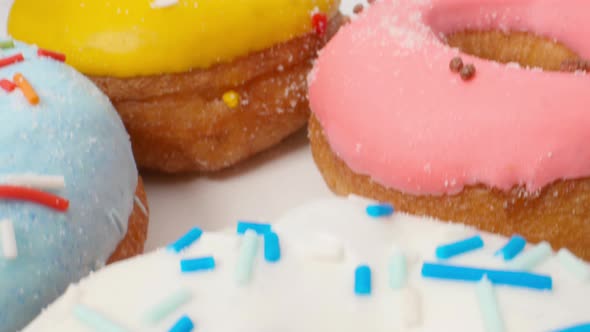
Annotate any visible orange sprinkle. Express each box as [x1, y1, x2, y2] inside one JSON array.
[[13, 73, 39, 105]]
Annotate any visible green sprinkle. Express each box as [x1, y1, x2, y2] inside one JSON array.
[[557, 248, 590, 281], [0, 39, 14, 49], [236, 230, 259, 285], [142, 288, 192, 326], [73, 304, 129, 332], [476, 277, 505, 332], [506, 241, 552, 271], [388, 251, 407, 289]]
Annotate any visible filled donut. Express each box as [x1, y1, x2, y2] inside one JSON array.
[[24, 197, 590, 331], [8, 0, 343, 173], [308, 0, 590, 261], [0, 41, 148, 331]]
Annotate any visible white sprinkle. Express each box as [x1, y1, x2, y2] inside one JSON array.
[[150, 0, 178, 8], [134, 196, 149, 216], [1, 174, 65, 190], [0, 219, 18, 259], [476, 276, 505, 332], [109, 210, 126, 236], [300, 233, 345, 262], [401, 287, 422, 328], [506, 241, 552, 271], [557, 248, 590, 281]]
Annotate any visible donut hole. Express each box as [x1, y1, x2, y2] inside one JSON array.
[[444, 30, 580, 71]]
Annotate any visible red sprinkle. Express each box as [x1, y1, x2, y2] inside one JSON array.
[[0, 54, 24, 69], [0, 186, 69, 212], [312, 13, 328, 37], [0, 79, 16, 92], [37, 49, 66, 62]]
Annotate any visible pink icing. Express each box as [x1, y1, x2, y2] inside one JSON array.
[[309, 0, 590, 195]]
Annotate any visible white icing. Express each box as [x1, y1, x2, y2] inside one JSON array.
[[25, 197, 589, 331]]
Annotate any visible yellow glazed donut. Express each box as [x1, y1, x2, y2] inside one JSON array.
[[9, 0, 342, 172]]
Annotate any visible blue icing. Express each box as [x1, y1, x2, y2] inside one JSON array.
[[0, 42, 137, 332]]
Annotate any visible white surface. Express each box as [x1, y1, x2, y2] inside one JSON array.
[[0, 0, 362, 251]]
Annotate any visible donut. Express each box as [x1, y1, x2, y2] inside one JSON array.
[[23, 197, 590, 331], [0, 41, 148, 331], [8, 0, 343, 173], [308, 0, 590, 260]]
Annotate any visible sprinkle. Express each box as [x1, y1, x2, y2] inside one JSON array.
[[366, 203, 394, 217], [460, 64, 476, 81], [401, 287, 422, 327], [506, 241, 552, 271], [354, 264, 372, 296], [236, 230, 259, 285], [0, 79, 16, 92], [552, 322, 590, 332], [389, 251, 407, 289], [300, 233, 345, 262], [476, 277, 505, 332], [109, 210, 125, 236], [264, 231, 281, 263], [134, 195, 149, 216], [421, 262, 552, 290], [37, 48, 66, 62], [311, 13, 328, 36], [169, 315, 194, 332], [0, 39, 14, 49], [449, 56, 464, 72], [0, 219, 17, 259], [14, 73, 40, 105], [151, 0, 178, 9], [557, 248, 590, 281], [180, 256, 215, 273], [142, 288, 192, 325], [237, 221, 271, 235], [168, 227, 203, 253], [0, 54, 24, 69], [495, 235, 526, 261], [435, 235, 484, 259], [0, 185, 69, 211], [73, 304, 129, 332], [222, 91, 240, 108], [353, 4, 364, 14], [1, 174, 65, 191]]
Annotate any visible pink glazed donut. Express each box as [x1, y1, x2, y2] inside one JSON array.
[[308, 0, 590, 260]]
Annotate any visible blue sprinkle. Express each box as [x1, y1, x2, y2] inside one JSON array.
[[435, 235, 484, 259], [169, 315, 194, 332], [167, 228, 203, 253], [552, 322, 590, 332], [237, 221, 272, 235], [495, 235, 526, 261], [421, 262, 552, 290], [264, 231, 281, 263], [354, 265, 372, 296], [366, 203, 394, 217], [180, 256, 215, 273]]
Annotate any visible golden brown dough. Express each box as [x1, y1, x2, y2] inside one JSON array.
[[90, 15, 344, 173], [107, 177, 149, 263]]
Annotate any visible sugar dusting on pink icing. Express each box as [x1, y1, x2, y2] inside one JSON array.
[[309, 0, 590, 195]]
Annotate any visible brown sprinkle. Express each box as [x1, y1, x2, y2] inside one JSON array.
[[367, 0, 376, 4], [560, 58, 590, 72], [353, 4, 364, 14], [460, 64, 476, 81], [449, 56, 463, 72]]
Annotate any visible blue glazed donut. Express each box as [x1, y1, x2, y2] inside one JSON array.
[[0, 41, 142, 331]]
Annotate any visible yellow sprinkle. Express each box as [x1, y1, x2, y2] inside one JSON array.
[[223, 91, 240, 109]]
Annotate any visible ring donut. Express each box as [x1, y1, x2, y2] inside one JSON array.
[[309, 0, 590, 259]]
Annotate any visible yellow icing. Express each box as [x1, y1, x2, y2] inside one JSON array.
[[8, 0, 338, 77]]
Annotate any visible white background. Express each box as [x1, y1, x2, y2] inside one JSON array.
[[0, 0, 361, 251]]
